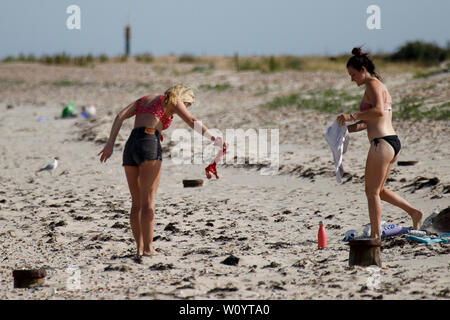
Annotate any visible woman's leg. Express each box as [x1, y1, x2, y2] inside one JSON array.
[[124, 166, 143, 255], [378, 154, 423, 229], [138, 160, 162, 256], [365, 140, 394, 239]]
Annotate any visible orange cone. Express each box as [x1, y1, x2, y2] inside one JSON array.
[[318, 221, 327, 249]]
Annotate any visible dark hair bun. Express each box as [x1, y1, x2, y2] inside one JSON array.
[[352, 47, 363, 56]]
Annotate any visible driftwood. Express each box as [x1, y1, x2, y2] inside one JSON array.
[[183, 179, 204, 188]]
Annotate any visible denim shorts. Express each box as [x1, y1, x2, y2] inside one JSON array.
[[122, 127, 162, 166]]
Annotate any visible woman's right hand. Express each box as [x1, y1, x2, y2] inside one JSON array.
[[98, 143, 113, 163], [337, 113, 351, 126]]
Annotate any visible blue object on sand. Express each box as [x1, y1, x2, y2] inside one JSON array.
[[343, 230, 358, 242], [405, 235, 449, 244], [382, 226, 412, 237]]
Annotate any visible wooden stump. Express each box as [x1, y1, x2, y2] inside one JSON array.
[[397, 160, 419, 166], [13, 269, 47, 288], [348, 238, 382, 267], [183, 179, 203, 188]]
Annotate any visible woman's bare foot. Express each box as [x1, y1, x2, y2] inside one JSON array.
[[409, 209, 423, 230], [142, 248, 158, 256]]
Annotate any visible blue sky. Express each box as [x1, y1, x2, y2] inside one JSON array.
[[1, 0, 449, 58]]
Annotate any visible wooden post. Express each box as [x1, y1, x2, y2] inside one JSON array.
[[13, 269, 47, 288], [234, 52, 239, 71], [348, 238, 382, 267], [125, 25, 131, 57]]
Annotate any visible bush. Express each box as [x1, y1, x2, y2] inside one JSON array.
[[234, 55, 303, 73], [135, 53, 154, 63], [391, 41, 448, 65], [2, 56, 15, 62], [98, 54, 109, 63], [178, 54, 198, 63]]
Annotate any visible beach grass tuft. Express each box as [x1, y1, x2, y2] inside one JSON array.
[[394, 98, 450, 120], [262, 89, 361, 114], [199, 83, 232, 91], [262, 90, 450, 121]]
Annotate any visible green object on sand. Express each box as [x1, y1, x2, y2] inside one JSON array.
[[62, 102, 77, 118]]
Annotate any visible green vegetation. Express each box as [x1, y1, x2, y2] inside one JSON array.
[[254, 86, 270, 96], [390, 41, 449, 65], [394, 97, 450, 120], [1, 52, 98, 66], [234, 55, 304, 73], [262, 89, 361, 113], [135, 82, 153, 89], [263, 90, 450, 121], [50, 79, 88, 87], [413, 63, 449, 78], [2, 40, 448, 73], [0, 78, 25, 85], [135, 53, 154, 63], [152, 65, 167, 74], [178, 54, 199, 63], [191, 62, 215, 73], [99, 54, 109, 63], [199, 83, 232, 91]]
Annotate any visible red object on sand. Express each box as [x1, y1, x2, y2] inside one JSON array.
[[205, 162, 218, 179], [318, 221, 327, 249], [205, 142, 226, 180]]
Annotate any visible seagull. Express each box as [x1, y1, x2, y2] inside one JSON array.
[[36, 157, 59, 175]]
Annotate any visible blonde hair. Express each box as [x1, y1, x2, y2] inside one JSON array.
[[164, 84, 195, 106]]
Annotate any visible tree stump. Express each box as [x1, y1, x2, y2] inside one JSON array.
[[13, 269, 47, 288], [183, 179, 203, 188], [348, 238, 382, 267]]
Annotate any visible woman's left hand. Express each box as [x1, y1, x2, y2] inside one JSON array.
[[213, 137, 228, 150], [337, 114, 351, 126]]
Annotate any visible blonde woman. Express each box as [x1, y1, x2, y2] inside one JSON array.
[[98, 84, 226, 258]]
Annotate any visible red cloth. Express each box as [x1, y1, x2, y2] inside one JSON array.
[[205, 162, 218, 179], [205, 144, 226, 179]]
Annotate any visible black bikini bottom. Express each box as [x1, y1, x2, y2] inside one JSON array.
[[372, 135, 401, 158]]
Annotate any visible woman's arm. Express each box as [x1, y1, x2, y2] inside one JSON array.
[[172, 100, 217, 142], [98, 101, 137, 162], [106, 101, 138, 145], [347, 120, 367, 133]]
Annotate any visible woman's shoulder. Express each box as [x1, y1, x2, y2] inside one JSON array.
[[138, 94, 159, 104], [366, 78, 383, 89], [365, 78, 386, 96]]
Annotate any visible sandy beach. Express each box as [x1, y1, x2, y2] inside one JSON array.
[[0, 60, 449, 300]]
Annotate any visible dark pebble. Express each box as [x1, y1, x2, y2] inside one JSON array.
[[221, 255, 239, 266]]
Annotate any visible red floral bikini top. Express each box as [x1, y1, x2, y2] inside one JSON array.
[[136, 94, 174, 130]]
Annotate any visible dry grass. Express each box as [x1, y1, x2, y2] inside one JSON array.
[[3, 53, 441, 75]]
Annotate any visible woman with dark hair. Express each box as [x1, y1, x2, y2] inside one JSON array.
[[337, 47, 423, 240]]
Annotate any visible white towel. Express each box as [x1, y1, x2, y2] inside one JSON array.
[[325, 120, 349, 183]]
